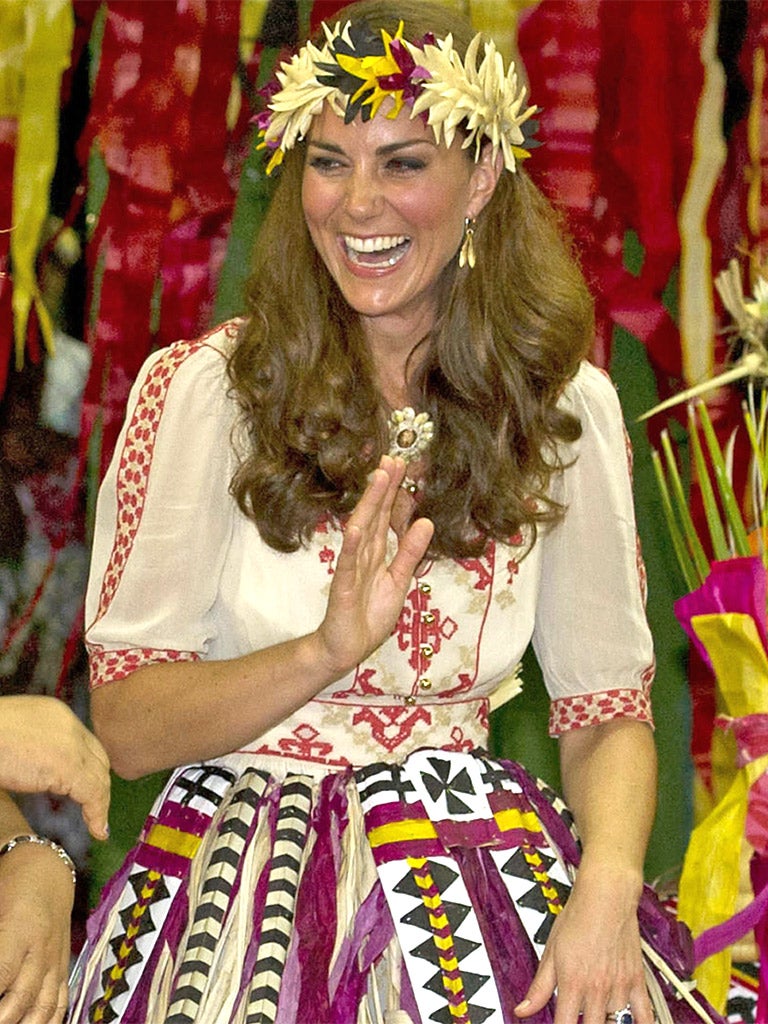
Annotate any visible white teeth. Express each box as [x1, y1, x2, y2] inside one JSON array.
[[343, 234, 408, 253]]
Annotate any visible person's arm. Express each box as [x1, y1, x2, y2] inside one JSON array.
[[0, 696, 110, 839], [518, 364, 659, 1023], [516, 718, 657, 1024], [0, 790, 74, 1024], [93, 455, 434, 779]]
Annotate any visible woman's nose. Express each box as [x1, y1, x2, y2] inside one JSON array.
[[343, 169, 383, 218]]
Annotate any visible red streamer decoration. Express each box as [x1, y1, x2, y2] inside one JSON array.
[[0, 117, 18, 399], [518, 0, 708, 383], [78, 0, 241, 479]]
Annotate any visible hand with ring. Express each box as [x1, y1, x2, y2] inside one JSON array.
[[607, 1008, 634, 1024], [514, 858, 654, 1024]]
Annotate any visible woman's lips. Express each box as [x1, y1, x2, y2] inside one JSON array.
[[342, 234, 411, 267]]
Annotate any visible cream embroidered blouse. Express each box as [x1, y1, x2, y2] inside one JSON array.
[[85, 321, 654, 771]]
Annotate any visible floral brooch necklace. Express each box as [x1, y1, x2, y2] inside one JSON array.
[[388, 407, 434, 495]]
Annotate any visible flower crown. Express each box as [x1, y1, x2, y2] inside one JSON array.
[[254, 20, 539, 176]]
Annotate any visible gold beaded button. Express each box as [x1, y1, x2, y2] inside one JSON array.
[[420, 643, 434, 658], [404, 694, 417, 705], [419, 678, 432, 690], [418, 581, 431, 595], [421, 611, 435, 624]]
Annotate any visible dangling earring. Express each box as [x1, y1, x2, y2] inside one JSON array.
[[459, 216, 476, 269]]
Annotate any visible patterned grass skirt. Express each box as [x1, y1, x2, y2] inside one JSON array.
[[68, 749, 723, 1024]]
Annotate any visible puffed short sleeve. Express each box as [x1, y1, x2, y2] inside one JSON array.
[[532, 361, 655, 735], [85, 333, 238, 689]]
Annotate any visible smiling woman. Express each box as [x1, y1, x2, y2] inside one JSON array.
[[68, 2, 724, 1024], [301, 105, 499, 366]]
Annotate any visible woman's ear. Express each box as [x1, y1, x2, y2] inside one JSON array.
[[466, 146, 503, 219]]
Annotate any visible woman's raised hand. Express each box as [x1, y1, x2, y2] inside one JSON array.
[[0, 696, 110, 841], [315, 455, 434, 678]]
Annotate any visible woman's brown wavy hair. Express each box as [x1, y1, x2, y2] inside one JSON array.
[[228, 0, 594, 559]]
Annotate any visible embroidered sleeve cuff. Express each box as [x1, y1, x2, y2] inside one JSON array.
[[88, 646, 200, 689], [548, 685, 654, 736]]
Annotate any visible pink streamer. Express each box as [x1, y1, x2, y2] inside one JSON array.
[[674, 556, 768, 671]]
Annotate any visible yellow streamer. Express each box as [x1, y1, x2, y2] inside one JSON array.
[[226, 0, 272, 131], [677, 0, 726, 388], [677, 613, 768, 1011], [2, 0, 74, 367], [746, 45, 765, 242], [0, 3, 25, 117]]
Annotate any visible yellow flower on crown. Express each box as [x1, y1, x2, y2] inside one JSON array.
[[336, 25, 409, 120]]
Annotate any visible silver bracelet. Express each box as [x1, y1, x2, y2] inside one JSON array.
[[0, 833, 77, 886]]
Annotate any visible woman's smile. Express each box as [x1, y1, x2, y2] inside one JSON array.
[[341, 234, 411, 269]]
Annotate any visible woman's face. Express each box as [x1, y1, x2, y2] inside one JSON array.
[[302, 102, 498, 344]]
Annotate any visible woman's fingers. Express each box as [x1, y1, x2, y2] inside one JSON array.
[[0, 953, 65, 1024], [0, 852, 72, 1024], [358, 456, 405, 552], [74, 771, 111, 841], [388, 517, 434, 586], [335, 456, 406, 579], [64, 734, 111, 841], [334, 462, 394, 576]]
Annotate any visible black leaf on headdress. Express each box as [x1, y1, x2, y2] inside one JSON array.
[[332, 22, 385, 59], [521, 117, 542, 149], [344, 93, 371, 123]]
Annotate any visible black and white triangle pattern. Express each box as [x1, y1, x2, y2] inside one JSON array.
[[491, 843, 572, 954], [404, 751, 490, 821], [91, 869, 180, 1024], [378, 856, 505, 1024]]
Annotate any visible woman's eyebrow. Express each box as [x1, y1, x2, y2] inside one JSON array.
[[376, 139, 436, 155], [306, 138, 435, 155], [306, 140, 345, 153]]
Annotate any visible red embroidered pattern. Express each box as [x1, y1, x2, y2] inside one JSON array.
[[331, 666, 385, 699], [319, 546, 336, 574], [352, 705, 433, 753], [251, 723, 351, 767], [88, 646, 199, 689], [393, 584, 458, 675], [548, 685, 653, 736], [448, 725, 476, 753], [94, 338, 212, 623], [241, 698, 490, 766], [441, 544, 497, 699]]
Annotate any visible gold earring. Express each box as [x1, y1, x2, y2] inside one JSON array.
[[459, 216, 476, 269]]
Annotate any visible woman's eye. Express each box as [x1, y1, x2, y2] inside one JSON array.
[[386, 158, 426, 174], [308, 155, 344, 173]]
